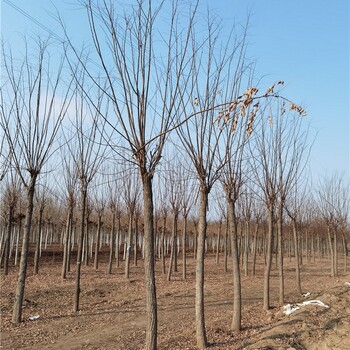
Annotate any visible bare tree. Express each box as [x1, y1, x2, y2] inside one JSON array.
[[273, 105, 310, 304], [175, 16, 247, 346], [285, 189, 306, 294], [106, 171, 122, 274], [220, 110, 249, 331], [61, 1, 201, 348], [166, 160, 183, 281], [215, 195, 228, 272], [250, 101, 308, 308], [251, 197, 263, 276], [0, 172, 21, 275], [217, 48, 251, 332], [33, 183, 48, 274], [93, 182, 106, 271], [180, 165, 197, 280], [64, 78, 108, 312], [0, 38, 73, 323], [249, 109, 280, 310], [61, 153, 77, 279], [317, 174, 348, 277], [122, 168, 140, 279], [155, 174, 169, 275]]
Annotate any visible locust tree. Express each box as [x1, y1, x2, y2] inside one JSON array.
[[61, 1, 201, 348], [175, 16, 249, 347], [64, 78, 108, 312], [165, 159, 183, 281], [0, 38, 73, 323], [220, 91, 250, 331], [179, 163, 197, 280], [33, 183, 49, 275], [122, 167, 141, 279], [0, 172, 21, 275], [317, 174, 348, 277], [249, 99, 307, 309], [60, 152, 78, 279], [106, 169, 122, 274]]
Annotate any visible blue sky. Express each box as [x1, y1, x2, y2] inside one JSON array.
[[1, 0, 349, 183]]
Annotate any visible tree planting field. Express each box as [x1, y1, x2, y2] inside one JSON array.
[[1, 251, 349, 350]]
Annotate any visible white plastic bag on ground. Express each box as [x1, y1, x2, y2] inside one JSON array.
[[283, 299, 329, 315]]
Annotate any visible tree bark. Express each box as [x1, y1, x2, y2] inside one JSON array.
[[3, 205, 14, 276], [227, 195, 242, 331], [333, 227, 338, 276], [196, 188, 208, 349], [161, 216, 166, 274], [224, 217, 228, 273], [62, 208, 72, 279], [108, 211, 115, 274], [94, 214, 102, 270], [12, 177, 36, 324], [342, 233, 348, 273], [263, 203, 274, 311], [167, 211, 178, 281], [125, 213, 133, 279], [134, 215, 139, 267], [243, 220, 249, 277], [74, 185, 87, 312], [116, 214, 120, 267], [277, 203, 284, 305], [142, 174, 157, 350], [292, 218, 302, 294], [34, 208, 44, 274], [216, 222, 221, 265], [252, 223, 258, 276], [182, 215, 187, 280], [327, 224, 334, 277]]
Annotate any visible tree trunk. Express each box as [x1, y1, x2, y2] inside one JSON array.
[[108, 211, 115, 274], [182, 215, 187, 280], [34, 208, 44, 274], [333, 227, 338, 276], [3, 205, 14, 275], [116, 214, 120, 267], [227, 195, 242, 332], [167, 211, 178, 281], [14, 221, 21, 266], [195, 188, 208, 349], [94, 214, 102, 270], [216, 222, 221, 265], [141, 174, 157, 350], [84, 214, 90, 266], [327, 224, 334, 277], [67, 222, 74, 272], [62, 208, 71, 279], [12, 177, 36, 324], [244, 220, 249, 277], [292, 218, 302, 294], [342, 233, 348, 273], [161, 216, 166, 274], [194, 223, 197, 260], [252, 223, 258, 276], [125, 213, 133, 279], [263, 203, 274, 311], [134, 215, 139, 267], [224, 217, 228, 273], [277, 203, 284, 305], [74, 186, 87, 312], [174, 215, 178, 273]]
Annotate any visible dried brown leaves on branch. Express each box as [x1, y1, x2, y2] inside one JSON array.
[[215, 81, 306, 136]]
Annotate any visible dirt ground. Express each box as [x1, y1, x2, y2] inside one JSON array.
[[1, 251, 349, 350]]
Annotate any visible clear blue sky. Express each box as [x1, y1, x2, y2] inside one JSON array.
[[1, 0, 349, 182]]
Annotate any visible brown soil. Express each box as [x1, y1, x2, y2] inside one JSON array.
[[1, 252, 349, 349]]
